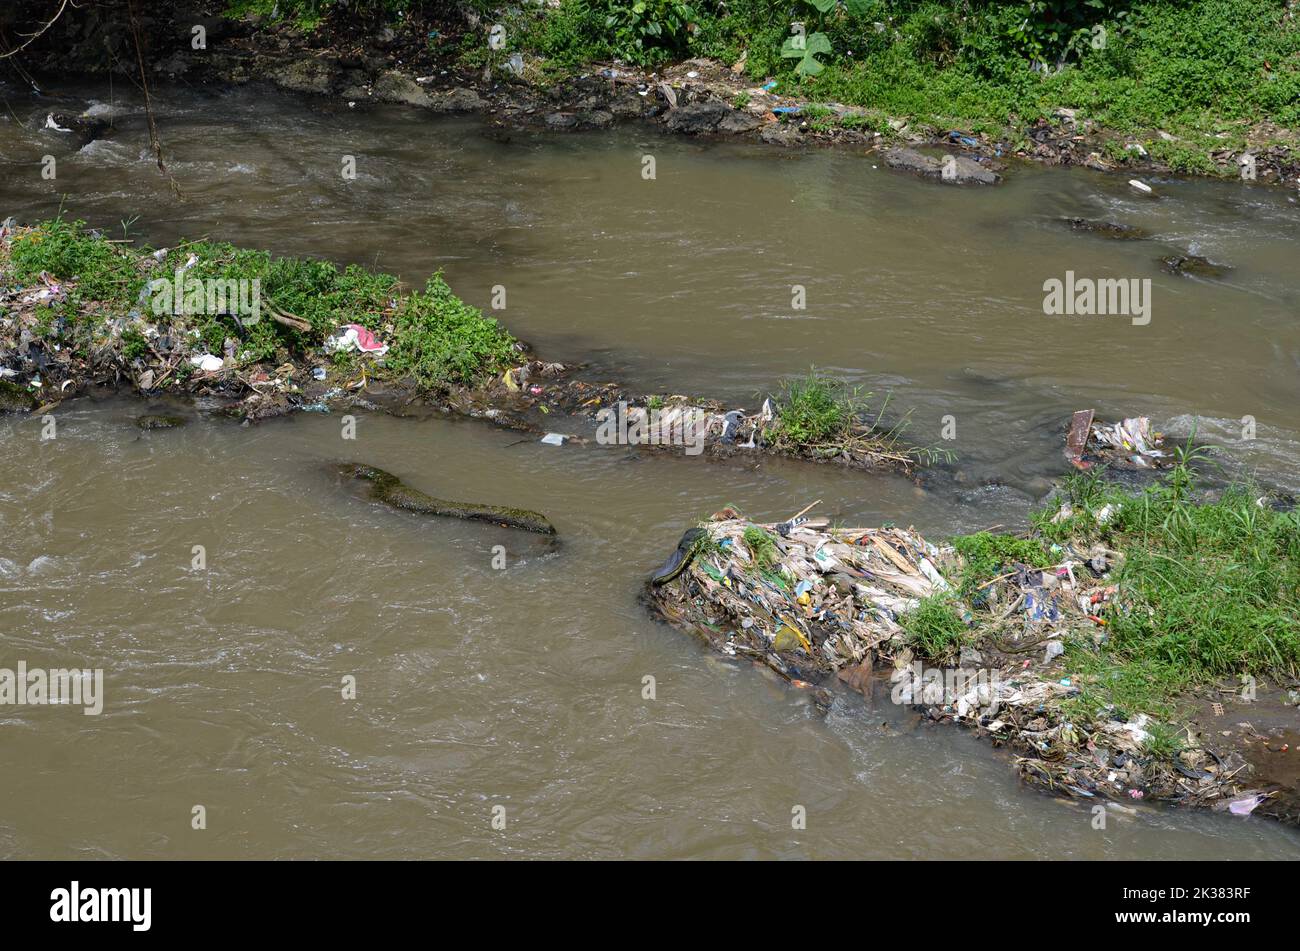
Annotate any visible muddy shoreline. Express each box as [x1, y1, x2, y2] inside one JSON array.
[[11, 3, 1300, 188], [0, 221, 922, 475]]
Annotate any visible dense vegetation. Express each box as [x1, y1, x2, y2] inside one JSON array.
[[223, 1, 1300, 157], [4, 218, 517, 391], [900, 454, 1300, 725]]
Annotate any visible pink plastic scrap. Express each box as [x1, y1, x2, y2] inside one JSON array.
[[1228, 794, 1267, 816], [343, 323, 388, 354]]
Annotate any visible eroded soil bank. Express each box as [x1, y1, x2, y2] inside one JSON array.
[[7, 1, 1300, 186]]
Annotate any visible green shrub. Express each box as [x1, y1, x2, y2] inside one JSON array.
[[768, 368, 869, 449], [385, 273, 517, 390], [900, 594, 968, 658], [9, 217, 142, 303]]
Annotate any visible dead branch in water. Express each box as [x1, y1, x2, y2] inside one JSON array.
[[126, 0, 183, 199]]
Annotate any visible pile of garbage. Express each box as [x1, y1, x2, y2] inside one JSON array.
[[0, 222, 399, 421], [486, 366, 916, 470], [647, 506, 1257, 811], [1065, 409, 1169, 470], [649, 508, 950, 703], [2, 221, 922, 470]]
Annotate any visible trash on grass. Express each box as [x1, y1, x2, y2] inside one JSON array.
[[189, 354, 224, 373], [326, 323, 389, 356], [646, 505, 1245, 810]]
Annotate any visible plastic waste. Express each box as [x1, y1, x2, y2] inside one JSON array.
[[721, 410, 745, 444], [326, 324, 389, 356], [1228, 794, 1267, 816], [540, 432, 567, 446], [189, 354, 224, 373]]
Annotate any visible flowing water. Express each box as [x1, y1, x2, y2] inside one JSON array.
[[2, 79, 1299, 859]]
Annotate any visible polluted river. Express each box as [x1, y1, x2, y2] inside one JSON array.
[[2, 80, 1300, 860]]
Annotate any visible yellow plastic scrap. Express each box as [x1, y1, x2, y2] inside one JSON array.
[[503, 368, 520, 391], [772, 620, 812, 653]]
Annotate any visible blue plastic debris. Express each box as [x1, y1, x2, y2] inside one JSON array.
[[1025, 589, 1061, 623]]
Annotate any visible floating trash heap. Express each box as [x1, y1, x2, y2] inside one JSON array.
[[650, 509, 952, 705], [648, 506, 1261, 811], [1066, 410, 1169, 471]]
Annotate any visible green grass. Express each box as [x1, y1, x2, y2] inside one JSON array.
[[9, 217, 143, 303], [951, 531, 1054, 599], [4, 218, 518, 392], [895, 459, 1300, 750], [742, 525, 777, 570], [385, 273, 518, 390], [215, 2, 1300, 177], [766, 368, 870, 450], [1020, 459, 1300, 722], [467, 0, 1300, 174], [899, 594, 969, 659]]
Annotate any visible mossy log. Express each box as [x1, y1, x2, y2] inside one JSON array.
[[337, 462, 556, 535], [0, 379, 37, 414]]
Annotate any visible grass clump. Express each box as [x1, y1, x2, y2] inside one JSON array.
[[9, 217, 143, 303], [742, 525, 778, 570], [1037, 459, 1300, 719], [951, 531, 1053, 599], [5, 219, 519, 393], [767, 368, 870, 450], [1140, 720, 1186, 759], [385, 273, 517, 390], [899, 594, 968, 659]]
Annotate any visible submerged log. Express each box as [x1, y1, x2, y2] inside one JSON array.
[[337, 462, 556, 535], [0, 379, 37, 414]]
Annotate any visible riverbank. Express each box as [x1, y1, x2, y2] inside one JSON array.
[[0, 217, 927, 470], [4, 1, 1299, 185], [646, 465, 1300, 825]]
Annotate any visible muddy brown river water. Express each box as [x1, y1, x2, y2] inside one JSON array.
[[2, 80, 1299, 858]]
